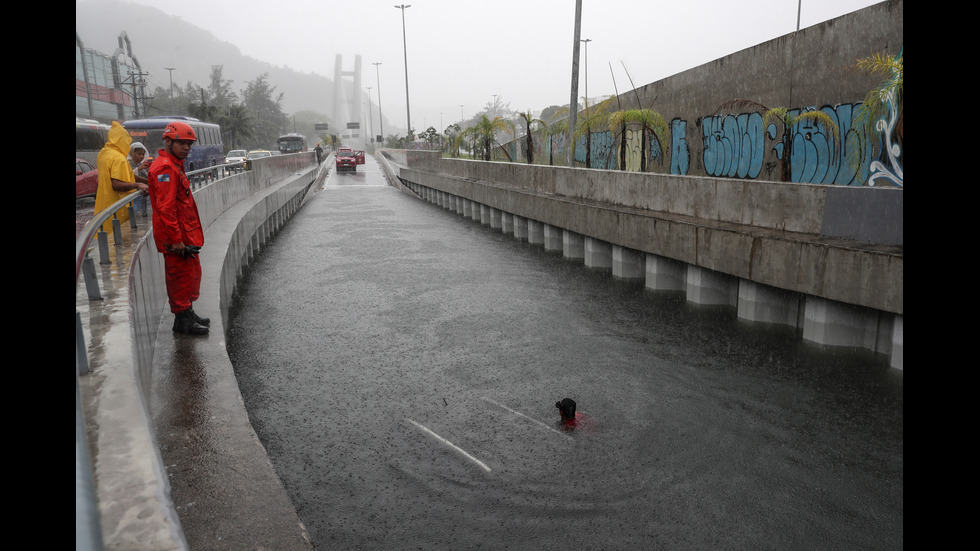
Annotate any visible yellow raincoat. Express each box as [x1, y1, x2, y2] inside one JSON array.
[[94, 122, 137, 233]]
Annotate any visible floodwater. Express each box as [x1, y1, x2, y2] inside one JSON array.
[[227, 157, 903, 550]]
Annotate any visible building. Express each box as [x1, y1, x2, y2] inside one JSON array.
[[76, 31, 146, 123]]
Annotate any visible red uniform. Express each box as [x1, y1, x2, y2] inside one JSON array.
[[148, 148, 204, 314], [559, 412, 596, 432]]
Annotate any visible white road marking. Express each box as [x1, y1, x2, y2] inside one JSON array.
[[407, 419, 492, 473], [481, 397, 573, 440]]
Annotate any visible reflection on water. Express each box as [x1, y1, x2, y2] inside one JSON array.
[[228, 178, 902, 551]]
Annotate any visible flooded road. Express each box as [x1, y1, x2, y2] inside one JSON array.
[[227, 156, 903, 550]]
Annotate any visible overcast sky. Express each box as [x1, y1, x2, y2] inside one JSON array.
[[89, 0, 883, 133]]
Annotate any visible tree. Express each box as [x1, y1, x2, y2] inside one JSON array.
[[573, 97, 616, 169], [611, 108, 670, 172], [540, 104, 570, 124], [419, 126, 440, 150], [206, 65, 238, 111], [444, 123, 462, 157], [715, 99, 840, 182], [463, 115, 515, 161], [853, 50, 903, 146], [543, 117, 568, 166], [220, 103, 255, 150], [851, 49, 903, 185], [241, 73, 288, 149], [516, 110, 545, 164], [187, 88, 219, 123]]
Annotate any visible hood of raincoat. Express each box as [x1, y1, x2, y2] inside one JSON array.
[[129, 141, 146, 154], [106, 121, 132, 158]]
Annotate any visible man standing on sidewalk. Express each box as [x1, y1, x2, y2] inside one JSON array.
[[148, 121, 210, 335]]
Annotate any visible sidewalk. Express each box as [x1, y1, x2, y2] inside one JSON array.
[[77, 160, 327, 551], [147, 165, 328, 550]]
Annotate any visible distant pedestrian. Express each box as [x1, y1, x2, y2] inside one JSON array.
[[128, 141, 151, 214], [148, 121, 210, 335], [314, 143, 324, 164]]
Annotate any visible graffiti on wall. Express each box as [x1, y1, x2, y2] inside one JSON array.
[[699, 103, 892, 185], [521, 100, 901, 187], [867, 89, 903, 187], [671, 119, 690, 175]]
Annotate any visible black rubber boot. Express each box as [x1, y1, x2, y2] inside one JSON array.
[[188, 307, 210, 327], [173, 309, 209, 335]]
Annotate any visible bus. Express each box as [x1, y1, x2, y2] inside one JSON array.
[[76, 118, 111, 165], [122, 116, 224, 173], [277, 133, 307, 154]]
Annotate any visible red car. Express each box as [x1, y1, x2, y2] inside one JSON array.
[[76, 158, 98, 199], [336, 147, 358, 172]]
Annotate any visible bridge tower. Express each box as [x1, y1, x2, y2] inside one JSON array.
[[333, 54, 363, 146]]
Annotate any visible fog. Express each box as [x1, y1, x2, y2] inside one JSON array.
[[77, 0, 884, 133]]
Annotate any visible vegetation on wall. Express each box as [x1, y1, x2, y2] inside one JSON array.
[[852, 48, 903, 186]]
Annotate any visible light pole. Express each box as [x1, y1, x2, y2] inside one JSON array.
[[372, 62, 384, 144], [366, 86, 374, 146], [567, 0, 582, 167], [165, 67, 176, 113], [580, 39, 591, 108], [491, 94, 499, 118], [395, 4, 412, 136]]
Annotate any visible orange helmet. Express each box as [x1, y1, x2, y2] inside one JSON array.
[[162, 121, 197, 142]]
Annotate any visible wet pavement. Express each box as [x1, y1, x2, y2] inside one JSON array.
[[225, 157, 904, 550]]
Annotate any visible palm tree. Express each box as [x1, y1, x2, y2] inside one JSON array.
[[606, 107, 669, 172], [220, 103, 255, 150], [629, 108, 671, 172], [851, 49, 903, 184], [516, 110, 545, 164], [853, 50, 903, 147], [543, 117, 568, 166], [606, 107, 631, 171], [715, 99, 840, 182], [573, 97, 615, 169], [463, 115, 515, 161]]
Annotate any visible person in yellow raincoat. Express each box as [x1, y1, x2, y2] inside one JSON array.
[[94, 121, 149, 233]]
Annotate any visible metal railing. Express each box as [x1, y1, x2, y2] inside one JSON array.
[[74, 162, 236, 551]]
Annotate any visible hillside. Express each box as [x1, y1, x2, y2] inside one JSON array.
[[76, 0, 339, 119]]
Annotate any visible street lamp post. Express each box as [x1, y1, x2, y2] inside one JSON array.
[[395, 4, 412, 136], [372, 62, 384, 144], [366, 86, 374, 145], [581, 39, 591, 107], [567, 0, 582, 167], [165, 67, 176, 113]]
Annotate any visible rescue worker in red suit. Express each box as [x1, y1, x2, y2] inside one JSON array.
[[148, 121, 210, 335]]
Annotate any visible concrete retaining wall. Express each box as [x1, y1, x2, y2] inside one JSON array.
[[499, 0, 903, 188]]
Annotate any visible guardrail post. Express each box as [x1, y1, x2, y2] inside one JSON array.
[[97, 230, 110, 265], [128, 204, 138, 231], [112, 217, 122, 245], [76, 310, 90, 375], [82, 253, 102, 301]]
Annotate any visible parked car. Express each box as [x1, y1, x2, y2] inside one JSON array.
[[224, 149, 247, 170], [76, 158, 98, 199], [243, 149, 273, 170]]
